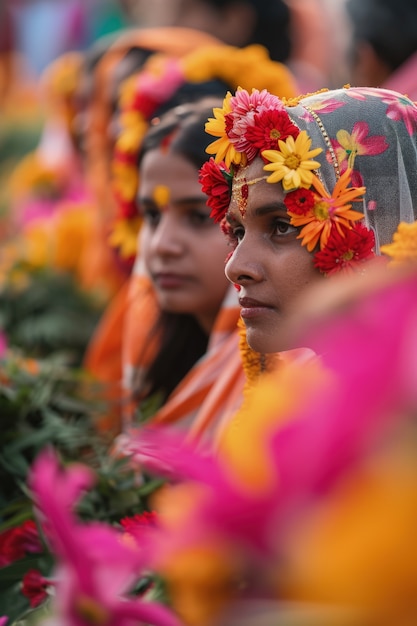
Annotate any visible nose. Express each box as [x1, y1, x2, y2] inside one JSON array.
[[150, 212, 184, 257], [225, 238, 264, 286]]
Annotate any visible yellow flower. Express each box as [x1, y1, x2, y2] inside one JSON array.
[[262, 130, 323, 191], [112, 162, 138, 202], [53, 204, 94, 273], [24, 222, 52, 268], [108, 217, 143, 259], [161, 542, 240, 626], [115, 112, 148, 155], [205, 92, 246, 168], [9, 152, 63, 199], [291, 170, 365, 252], [380, 221, 417, 267]]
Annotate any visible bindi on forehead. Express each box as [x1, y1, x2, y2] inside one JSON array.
[[231, 167, 268, 217], [152, 185, 171, 210]]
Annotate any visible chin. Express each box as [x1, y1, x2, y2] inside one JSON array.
[[245, 327, 281, 355]]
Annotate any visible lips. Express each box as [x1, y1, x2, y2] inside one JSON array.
[[238, 296, 275, 320], [239, 296, 273, 308], [153, 272, 190, 289]]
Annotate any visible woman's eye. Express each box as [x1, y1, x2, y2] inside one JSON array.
[[273, 219, 298, 236], [221, 222, 240, 248], [188, 209, 212, 226], [142, 207, 161, 227], [232, 225, 245, 243]]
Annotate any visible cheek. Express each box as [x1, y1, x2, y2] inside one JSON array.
[[287, 253, 322, 294], [272, 248, 321, 296], [196, 233, 230, 278], [139, 225, 152, 263]]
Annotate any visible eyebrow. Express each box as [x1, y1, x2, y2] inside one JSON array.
[[226, 202, 288, 222], [139, 196, 208, 207]]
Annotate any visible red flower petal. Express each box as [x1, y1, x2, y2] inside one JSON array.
[[314, 222, 376, 275]]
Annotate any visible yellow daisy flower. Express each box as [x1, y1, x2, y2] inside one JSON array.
[[205, 92, 246, 168], [262, 130, 323, 191], [380, 221, 417, 267]]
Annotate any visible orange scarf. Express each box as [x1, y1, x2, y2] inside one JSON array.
[[121, 268, 245, 446]]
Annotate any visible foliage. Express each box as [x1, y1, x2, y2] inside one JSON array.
[[0, 267, 103, 367], [0, 350, 163, 624]]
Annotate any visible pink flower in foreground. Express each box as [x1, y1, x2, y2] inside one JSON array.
[[123, 427, 279, 559], [0, 331, 7, 359], [30, 449, 181, 626]]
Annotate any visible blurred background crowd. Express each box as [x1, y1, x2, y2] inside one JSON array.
[[1, 0, 417, 624]]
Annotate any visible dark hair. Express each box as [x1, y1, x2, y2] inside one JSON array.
[[135, 97, 224, 404], [140, 95, 224, 169], [346, 0, 417, 71], [198, 0, 292, 62]]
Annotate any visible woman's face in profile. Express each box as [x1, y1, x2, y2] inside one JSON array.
[[139, 146, 231, 334], [225, 157, 323, 354]]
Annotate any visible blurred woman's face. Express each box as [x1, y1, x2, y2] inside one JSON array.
[[139, 147, 230, 333], [225, 157, 323, 354]]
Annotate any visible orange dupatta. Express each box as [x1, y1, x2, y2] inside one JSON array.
[[121, 261, 245, 446]]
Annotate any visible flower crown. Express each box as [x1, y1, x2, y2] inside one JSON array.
[[110, 45, 297, 261], [199, 88, 376, 276]]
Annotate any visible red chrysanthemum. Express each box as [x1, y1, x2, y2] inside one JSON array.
[[284, 187, 315, 215], [199, 158, 232, 223], [314, 221, 376, 276], [0, 520, 42, 567], [21, 569, 50, 608], [245, 109, 300, 153], [120, 511, 158, 532]]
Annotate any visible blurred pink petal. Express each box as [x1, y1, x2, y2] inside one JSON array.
[[30, 449, 181, 626]]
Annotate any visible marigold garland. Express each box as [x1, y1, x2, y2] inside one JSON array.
[[110, 44, 297, 260]]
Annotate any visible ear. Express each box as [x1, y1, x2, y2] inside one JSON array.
[[350, 41, 391, 88]]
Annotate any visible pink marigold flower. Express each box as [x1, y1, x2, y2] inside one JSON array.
[[137, 59, 184, 105], [313, 221, 376, 275], [0, 617, 7, 626], [227, 88, 286, 162], [199, 158, 232, 223], [230, 88, 283, 118], [22, 569, 50, 608]]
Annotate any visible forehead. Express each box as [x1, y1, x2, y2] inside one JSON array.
[[139, 147, 204, 198], [228, 158, 285, 218]]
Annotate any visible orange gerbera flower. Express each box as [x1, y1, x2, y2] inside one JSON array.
[[288, 169, 366, 252]]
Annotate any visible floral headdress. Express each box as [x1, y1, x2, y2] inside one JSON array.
[[110, 45, 297, 261], [199, 87, 376, 276]]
